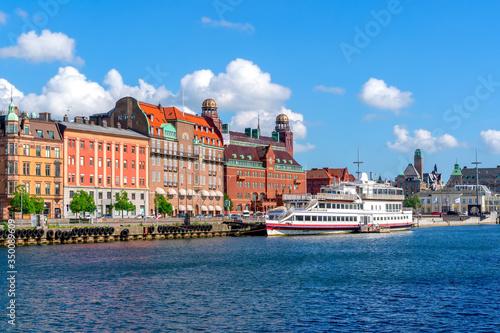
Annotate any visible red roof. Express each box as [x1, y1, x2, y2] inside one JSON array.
[[138, 102, 222, 148]]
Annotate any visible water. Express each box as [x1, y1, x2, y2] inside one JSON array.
[[2, 225, 500, 332]]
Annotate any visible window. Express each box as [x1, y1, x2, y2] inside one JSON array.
[[131, 146, 135, 154], [107, 176, 111, 185], [124, 177, 127, 185], [107, 159, 111, 168], [36, 145, 41, 157], [131, 161, 135, 169], [24, 126, 29, 135], [37, 130, 43, 138], [36, 164, 41, 176], [140, 193, 144, 200], [36, 183, 41, 195], [115, 159, 119, 168], [107, 144, 111, 151], [48, 131, 54, 139], [132, 193, 135, 200], [107, 192, 111, 199], [54, 147, 60, 158], [45, 165, 50, 176], [55, 184, 60, 195], [69, 190, 74, 198], [123, 145, 127, 153], [55, 165, 60, 177], [90, 157, 93, 166], [89, 141, 94, 150], [80, 175, 84, 183], [80, 140, 84, 149], [124, 160, 127, 169], [132, 177, 135, 185], [80, 157, 84, 166], [44, 146, 51, 157], [23, 163, 30, 175], [115, 144, 119, 152], [115, 176, 119, 185], [99, 175, 102, 184], [45, 183, 50, 195], [99, 142, 102, 151], [89, 175, 93, 184], [98, 158, 102, 167], [98, 192, 103, 199]]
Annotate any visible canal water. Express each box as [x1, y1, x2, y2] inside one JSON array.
[[2, 225, 500, 332]]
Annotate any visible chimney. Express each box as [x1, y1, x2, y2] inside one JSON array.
[[39, 112, 51, 122], [117, 122, 122, 129], [63, 114, 69, 122], [102, 120, 107, 127], [75, 116, 84, 124], [83, 117, 89, 125]]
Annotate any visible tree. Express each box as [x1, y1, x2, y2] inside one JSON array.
[[223, 192, 233, 213], [32, 195, 45, 214], [113, 190, 135, 218], [69, 190, 96, 218], [155, 194, 173, 217], [10, 185, 35, 215], [404, 195, 422, 212]]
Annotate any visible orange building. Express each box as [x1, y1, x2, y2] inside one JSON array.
[[91, 97, 225, 216], [0, 103, 64, 219], [306, 167, 355, 195], [59, 118, 150, 218]]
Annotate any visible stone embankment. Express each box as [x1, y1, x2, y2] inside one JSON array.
[[413, 212, 499, 228]]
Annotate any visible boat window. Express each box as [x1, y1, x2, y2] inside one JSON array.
[[296, 215, 303, 221], [341, 204, 344, 209], [326, 203, 331, 209], [341, 216, 344, 222], [319, 203, 325, 209], [305, 216, 311, 221], [354, 216, 357, 221], [318, 216, 322, 221], [312, 216, 317, 221]]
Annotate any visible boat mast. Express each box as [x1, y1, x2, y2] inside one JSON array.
[[353, 147, 363, 180]]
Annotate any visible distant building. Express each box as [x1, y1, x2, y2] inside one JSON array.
[[223, 114, 305, 213], [462, 165, 500, 194], [445, 161, 463, 188], [0, 102, 64, 219], [395, 149, 442, 197], [306, 167, 355, 195]]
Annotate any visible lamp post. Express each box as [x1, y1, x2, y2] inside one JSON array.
[[20, 185, 23, 228], [183, 167, 190, 225]]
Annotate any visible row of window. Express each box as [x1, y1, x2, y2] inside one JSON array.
[[67, 139, 146, 154], [67, 156, 144, 170], [294, 215, 357, 222], [67, 173, 145, 186], [6, 162, 60, 177], [318, 203, 363, 210], [69, 190, 144, 201], [7, 124, 55, 139], [5, 181, 60, 195], [5, 143, 61, 158], [237, 170, 300, 180]]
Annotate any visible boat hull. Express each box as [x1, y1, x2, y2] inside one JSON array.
[[266, 223, 412, 236]]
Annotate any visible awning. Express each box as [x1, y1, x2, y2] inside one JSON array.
[[187, 205, 193, 211], [179, 189, 187, 196], [201, 205, 208, 211], [208, 205, 214, 211], [167, 188, 177, 196], [201, 190, 209, 198], [215, 205, 222, 211], [179, 204, 186, 211], [155, 187, 166, 195], [209, 191, 216, 198], [215, 191, 223, 199]]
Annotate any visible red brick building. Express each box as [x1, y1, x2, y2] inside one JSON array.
[[59, 118, 150, 218], [223, 114, 305, 214], [306, 167, 355, 195]]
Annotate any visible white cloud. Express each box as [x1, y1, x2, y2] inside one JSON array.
[[294, 143, 316, 153], [387, 125, 463, 153], [314, 85, 345, 95], [2, 58, 310, 145], [0, 30, 83, 64], [0, 79, 24, 112], [15, 8, 28, 18], [359, 78, 414, 112], [17, 66, 173, 118], [201, 17, 255, 33], [480, 129, 500, 154], [0, 11, 7, 24]]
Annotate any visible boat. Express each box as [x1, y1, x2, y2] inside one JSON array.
[[265, 173, 413, 236]]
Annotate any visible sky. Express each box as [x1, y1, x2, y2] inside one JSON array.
[[1, 0, 500, 182]]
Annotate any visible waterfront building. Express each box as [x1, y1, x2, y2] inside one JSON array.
[[91, 97, 225, 216], [0, 103, 64, 219], [58, 117, 150, 218], [223, 114, 305, 213], [417, 185, 499, 215], [462, 165, 500, 193], [306, 167, 355, 195], [445, 161, 464, 188], [395, 149, 442, 197]]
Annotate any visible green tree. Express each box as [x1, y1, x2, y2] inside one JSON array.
[[223, 192, 233, 212], [155, 194, 173, 217], [404, 195, 422, 212], [32, 195, 45, 214], [69, 190, 96, 218], [10, 185, 35, 215], [113, 190, 135, 218]]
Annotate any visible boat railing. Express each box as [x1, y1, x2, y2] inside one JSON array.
[[316, 193, 357, 201], [402, 208, 413, 212], [282, 193, 312, 201], [360, 193, 405, 201]]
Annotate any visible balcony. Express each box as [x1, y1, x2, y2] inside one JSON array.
[[236, 175, 245, 181], [294, 179, 302, 185]]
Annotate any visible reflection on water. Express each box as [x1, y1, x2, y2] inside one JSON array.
[[2, 225, 500, 332]]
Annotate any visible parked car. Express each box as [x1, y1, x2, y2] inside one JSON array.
[[242, 210, 251, 218], [104, 213, 112, 218], [217, 214, 224, 217], [178, 213, 186, 218], [431, 212, 443, 216], [232, 214, 240, 218], [447, 211, 459, 215]]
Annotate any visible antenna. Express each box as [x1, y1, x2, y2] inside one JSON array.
[[471, 148, 482, 214], [353, 147, 363, 180], [258, 114, 260, 133], [10, 84, 13, 103]]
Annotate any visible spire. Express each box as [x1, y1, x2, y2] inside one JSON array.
[[10, 84, 13, 103], [258, 114, 260, 133]]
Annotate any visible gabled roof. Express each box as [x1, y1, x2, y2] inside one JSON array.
[[228, 131, 286, 148], [58, 121, 148, 140], [306, 168, 331, 180], [403, 163, 420, 179]]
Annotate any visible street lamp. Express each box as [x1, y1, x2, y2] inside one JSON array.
[[183, 167, 190, 225]]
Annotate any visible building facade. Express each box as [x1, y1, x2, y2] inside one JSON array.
[[306, 167, 355, 195], [91, 97, 225, 216], [462, 165, 500, 193], [223, 114, 306, 213], [59, 118, 150, 218], [0, 103, 64, 219]]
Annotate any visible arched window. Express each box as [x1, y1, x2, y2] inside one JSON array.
[[237, 204, 242, 212]]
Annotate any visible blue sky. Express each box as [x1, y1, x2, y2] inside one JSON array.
[[1, 0, 500, 182]]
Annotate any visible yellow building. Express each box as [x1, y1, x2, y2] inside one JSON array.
[[0, 105, 63, 219]]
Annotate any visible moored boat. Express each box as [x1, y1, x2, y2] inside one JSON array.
[[265, 173, 413, 236]]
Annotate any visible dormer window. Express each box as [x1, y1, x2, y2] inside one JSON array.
[[211, 128, 214, 134], [24, 126, 29, 135], [37, 130, 43, 138], [150, 115, 154, 122]]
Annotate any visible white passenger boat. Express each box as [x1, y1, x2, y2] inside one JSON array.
[[265, 173, 413, 236]]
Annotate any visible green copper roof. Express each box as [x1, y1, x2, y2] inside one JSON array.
[[414, 149, 422, 157], [451, 162, 462, 176], [6, 102, 18, 121]]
